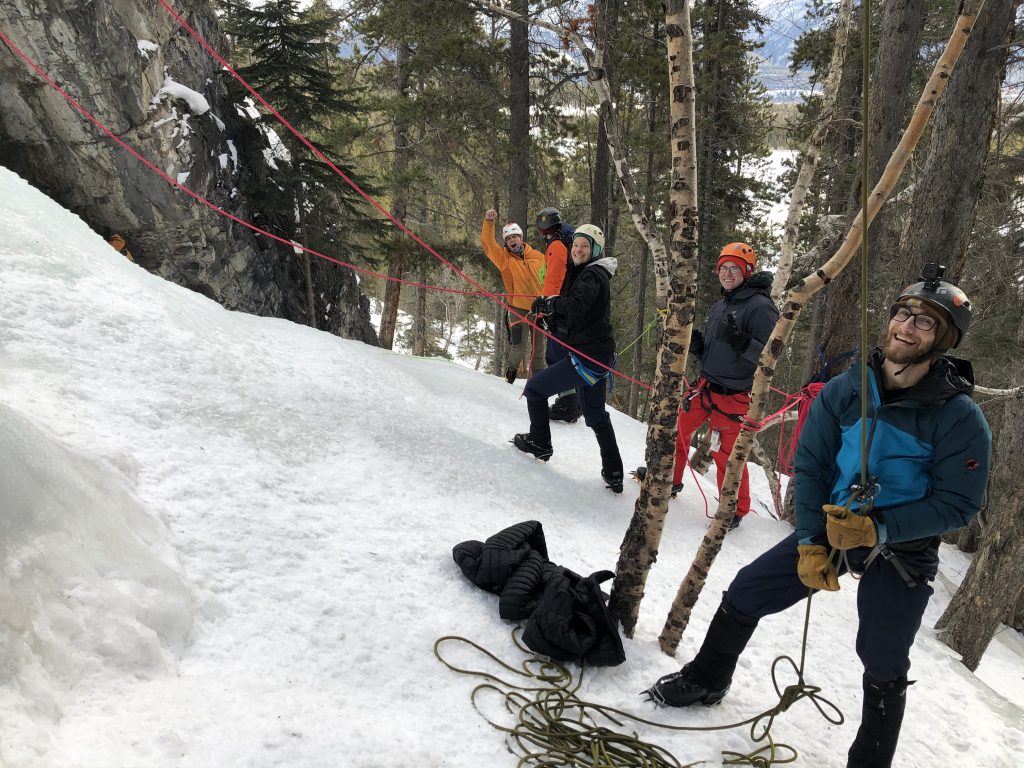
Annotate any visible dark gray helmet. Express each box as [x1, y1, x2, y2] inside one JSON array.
[[894, 263, 971, 348], [536, 207, 561, 231]]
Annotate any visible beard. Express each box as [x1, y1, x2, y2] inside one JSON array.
[[883, 327, 932, 365]]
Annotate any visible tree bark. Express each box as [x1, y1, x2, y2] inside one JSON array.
[[379, 43, 411, 350], [591, 0, 621, 233], [935, 312, 1024, 671], [817, 0, 924, 373], [414, 260, 428, 356], [507, 0, 529, 228], [609, 0, 701, 637], [658, 0, 989, 654], [897, 0, 1018, 286]]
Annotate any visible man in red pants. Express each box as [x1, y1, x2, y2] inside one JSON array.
[[635, 243, 778, 527]]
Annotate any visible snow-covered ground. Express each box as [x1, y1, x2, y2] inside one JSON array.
[[1, 165, 1022, 767]]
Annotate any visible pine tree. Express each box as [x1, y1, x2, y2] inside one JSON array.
[[222, 0, 371, 329], [692, 0, 774, 294]]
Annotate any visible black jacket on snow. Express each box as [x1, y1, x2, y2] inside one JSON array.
[[548, 256, 617, 365], [698, 270, 779, 391], [453, 520, 626, 667]]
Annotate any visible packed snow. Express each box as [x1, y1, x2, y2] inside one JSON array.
[[1, 166, 1022, 767]]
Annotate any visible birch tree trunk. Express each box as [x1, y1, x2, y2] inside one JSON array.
[[658, 0, 988, 654], [608, 0, 701, 637]]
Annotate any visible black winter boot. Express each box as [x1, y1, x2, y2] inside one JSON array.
[[847, 674, 911, 768], [593, 419, 624, 493], [644, 596, 759, 707], [514, 399, 553, 460], [550, 391, 581, 423]]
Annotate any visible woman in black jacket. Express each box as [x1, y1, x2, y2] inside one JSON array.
[[513, 224, 624, 493]]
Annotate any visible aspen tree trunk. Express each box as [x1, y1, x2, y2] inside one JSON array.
[[771, 0, 854, 301], [658, 0, 988, 654], [608, 0, 701, 636], [379, 43, 411, 350], [935, 313, 1024, 671], [628, 70, 660, 419]]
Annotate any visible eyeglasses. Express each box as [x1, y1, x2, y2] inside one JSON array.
[[718, 265, 743, 275], [890, 306, 938, 331]]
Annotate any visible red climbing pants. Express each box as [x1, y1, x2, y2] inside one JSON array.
[[674, 380, 752, 517]]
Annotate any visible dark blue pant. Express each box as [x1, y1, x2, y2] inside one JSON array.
[[726, 533, 934, 681], [523, 357, 610, 429], [545, 333, 570, 366]]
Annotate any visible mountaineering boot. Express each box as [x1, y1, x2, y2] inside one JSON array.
[[513, 433, 553, 461], [846, 674, 911, 768], [645, 662, 730, 707], [629, 466, 682, 496], [513, 398, 553, 461], [593, 419, 624, 493], [549, 391, 581, 423], [728, 514, 743, 530], [644, 596, 759, 707], [602, 468, 624, 493], [504, 367, 518, 385]]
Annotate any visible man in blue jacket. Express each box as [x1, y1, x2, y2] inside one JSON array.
[[644, 264, 991, 768]]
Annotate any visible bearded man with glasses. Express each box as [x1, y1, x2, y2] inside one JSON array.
[[643, 264, 991, 768], [633, 242, 779, 528]]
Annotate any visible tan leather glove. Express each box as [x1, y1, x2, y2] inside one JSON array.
[[797, 544, 840, 591], [824, 504, 878, 550]]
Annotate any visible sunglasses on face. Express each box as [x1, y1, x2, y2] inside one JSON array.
[[718, 265, 743, 275], [890, 306, 938, 331]]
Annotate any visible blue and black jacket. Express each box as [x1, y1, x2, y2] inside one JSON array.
[[795, 349, 991, 550], [698, 271, 779, 392]]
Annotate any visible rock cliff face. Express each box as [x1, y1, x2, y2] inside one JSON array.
[[0, 0, 377, 344]]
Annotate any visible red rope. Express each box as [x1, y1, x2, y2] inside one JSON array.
[[0, 19, 654, 391], [154, 1, 654, 390]]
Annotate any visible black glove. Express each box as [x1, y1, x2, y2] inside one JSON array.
[[690, 328, 705, 357], [533, 296, 557, 316], [716, 313, 751, 354]]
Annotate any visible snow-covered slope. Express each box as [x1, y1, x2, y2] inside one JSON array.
[[1, 166, 1021, 767]]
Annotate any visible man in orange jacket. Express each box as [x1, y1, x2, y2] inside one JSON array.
[[535, 207, 581, 423], [482, 209, 545, 383]]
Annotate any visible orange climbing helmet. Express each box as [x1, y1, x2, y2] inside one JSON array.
[[717, 242, 757, 277]]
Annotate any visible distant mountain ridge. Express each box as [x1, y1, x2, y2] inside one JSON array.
[[750, 0, 817, 103]]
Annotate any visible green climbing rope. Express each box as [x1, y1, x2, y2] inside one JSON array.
[[435, 600, 843, 768]]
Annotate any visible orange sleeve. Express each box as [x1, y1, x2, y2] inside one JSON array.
[[480, 218, 508, 271], [543, 241, 568, 295]]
